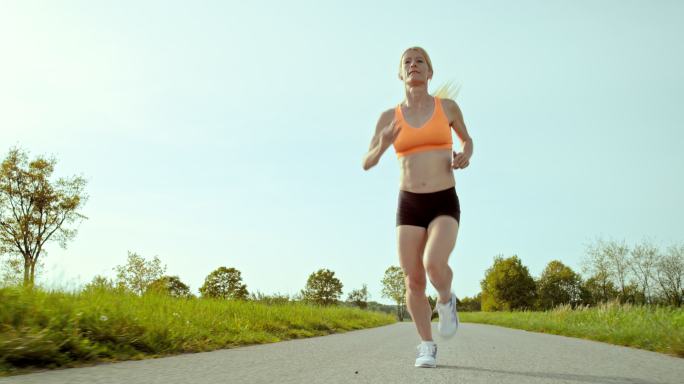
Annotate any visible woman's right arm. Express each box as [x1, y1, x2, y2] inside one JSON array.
[[362, 109, 400, 171]]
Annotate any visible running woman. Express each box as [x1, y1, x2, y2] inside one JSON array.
[[362, 46, 473, 368]]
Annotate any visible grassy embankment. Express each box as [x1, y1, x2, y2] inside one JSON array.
[[0, 286, 395, 376], [3, 286, 681, 377], [458, 302, 684, 358]]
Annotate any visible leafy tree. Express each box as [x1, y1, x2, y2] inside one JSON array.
[[248, 290, 291, 304], [655, 244, 684, 306], [113, 251, 167, 295], [603, 239, 632, 302], [147, 275, 193, 298], [536, 260, 583, 310], [82, 274, 124, 293], [584, 238, 632, 303], [291, 291, 304, 302], [629, 240, 659, 304], [301, 268, 343, 306], [1, 241, 20, 287], [1, 252, 45, 287], [0, 147, 88, 288], [200, 266, 249, 300], [346, 283, 370, 309], [381, 265, 406, 320], [582, 239, 683, 306], [621, 282, 646, 304], [480, 255, 536, 311], [581, 241, 613, 295], [459, 292, 482, 312], [580, 271, 619, 305], [426, 295, 439, 319]]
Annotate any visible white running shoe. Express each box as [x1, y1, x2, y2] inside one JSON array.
[[434, 292, 459, 339], [414, 342, 437, 368]]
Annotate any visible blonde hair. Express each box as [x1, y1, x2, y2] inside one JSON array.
[[433, 80, 461, 99], [399, 46, 434, 80]]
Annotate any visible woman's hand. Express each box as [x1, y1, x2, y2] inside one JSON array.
[[378, 119, 402, 148], [452, 151, 470, 169]]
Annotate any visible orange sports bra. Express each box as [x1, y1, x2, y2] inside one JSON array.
[[393, 96, 453, 158]]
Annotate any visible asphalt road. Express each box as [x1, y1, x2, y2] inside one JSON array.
[[1, 322, 682, 384]]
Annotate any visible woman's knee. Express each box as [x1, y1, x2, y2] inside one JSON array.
[[404, 272, 427, 293], [424, 259, 451, 279]]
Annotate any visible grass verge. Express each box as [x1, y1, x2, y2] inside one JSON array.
[[459, 302, 684, 358], [0, 286, 395, 376]]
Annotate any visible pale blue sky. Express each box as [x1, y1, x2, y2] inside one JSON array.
[[1, 1, 682, 304]]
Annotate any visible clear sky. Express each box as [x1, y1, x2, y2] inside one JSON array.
[[1, 1, 682, 304]]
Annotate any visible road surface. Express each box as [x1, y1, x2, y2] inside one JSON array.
[[1, 322, 682, 383]]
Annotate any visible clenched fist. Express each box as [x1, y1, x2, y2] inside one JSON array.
[[452, 151, 470, 169], [379, 119, 402, 148]]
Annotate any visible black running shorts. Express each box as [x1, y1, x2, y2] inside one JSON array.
[[396, 187, 461, 228]]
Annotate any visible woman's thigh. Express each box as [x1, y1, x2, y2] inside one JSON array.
[[397, 225, 428, 285], [424, 216, 459, 268]]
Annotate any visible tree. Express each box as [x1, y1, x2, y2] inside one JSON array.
[[347, 283, 370, 309], [459, 293, 482, 312], [82, 274, 122, 294], [536, 260, 583, 310], [1, 251, 45, 287], [426, 295, 440, 319], [200, 266, 249, 300], [381, 266, 406, 320], [301, 268, 343, 306], [480, 255, 536, 311], [248, 290, 291, 304], [580, 271, 619, 305], [629, 240, 659, 304], [1, 241, 21, 287], [581, 240, 613, 298], [603, 239, 632, 302], [0, 147, 88, 288], [655, 244, 684, 306], [584, 238, 633, 303], [113, 251, 167, 295], [147, 275, 193, 298], [621, 282, 646, 304]]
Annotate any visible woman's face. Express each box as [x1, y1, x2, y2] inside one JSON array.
[[400, 50, 432, 84]]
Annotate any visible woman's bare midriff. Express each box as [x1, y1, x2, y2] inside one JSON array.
[[398, 149, 455, 193]]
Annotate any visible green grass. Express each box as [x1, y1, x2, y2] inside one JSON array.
[[0, 286, 395, 376], [459, 302, 684, 358], [3, 288, 681, 377]]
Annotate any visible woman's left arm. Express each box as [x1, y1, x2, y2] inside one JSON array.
[[445, 99, 473, 169]]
